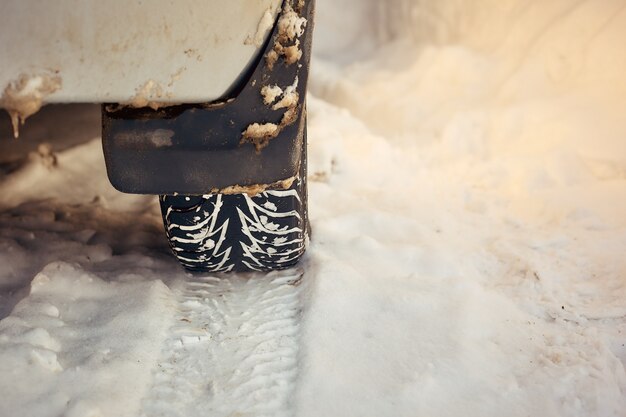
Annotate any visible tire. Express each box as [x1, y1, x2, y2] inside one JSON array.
[[160, 137, 308, 273]]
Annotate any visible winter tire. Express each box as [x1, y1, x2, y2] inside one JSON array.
[[159, 134, 308, 273]]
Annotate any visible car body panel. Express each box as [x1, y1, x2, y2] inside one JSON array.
[[0, 0, 281, 105]]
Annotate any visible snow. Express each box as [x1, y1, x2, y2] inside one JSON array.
[[245, 6, 279, 48], [261, 84, 284, 105], [272, 77, 299, 110], [1, 0, 626, 416], [0, 263, 173, 417]]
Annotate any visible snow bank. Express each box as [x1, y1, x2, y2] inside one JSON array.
[[0, 140, 183, 416], [298, 97, 626, 416], [300, 0, 626, 415], [0, 139, 152, 211], [0, 262, 174, 417]]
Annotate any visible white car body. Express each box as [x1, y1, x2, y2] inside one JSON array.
[[0, 0, 281, 134]]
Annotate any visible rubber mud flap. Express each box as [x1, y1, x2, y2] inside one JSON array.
[[101, 0, 315, 195]]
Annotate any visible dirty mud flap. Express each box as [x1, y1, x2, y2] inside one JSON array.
[[101, 0, 314, 195]]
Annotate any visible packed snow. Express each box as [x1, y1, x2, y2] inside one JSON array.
[[1, 0, 625, 416]]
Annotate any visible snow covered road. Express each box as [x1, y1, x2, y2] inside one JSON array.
[[2, 0, 626, 416], [141, 271, 304, 417]]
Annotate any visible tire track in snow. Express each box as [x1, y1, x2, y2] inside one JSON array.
[[140, 269, 305, 417]]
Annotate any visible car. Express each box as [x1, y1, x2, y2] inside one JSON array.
[[0, 0, 315, 273]]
